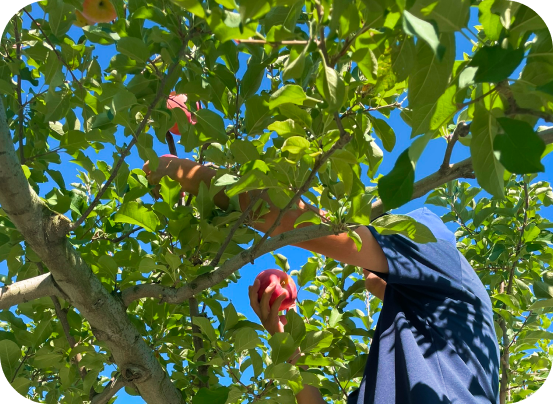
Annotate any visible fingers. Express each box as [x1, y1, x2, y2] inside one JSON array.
[[269, 292, 287, 320], [260, 281, 277, 317], [248, 279, 261, 316]]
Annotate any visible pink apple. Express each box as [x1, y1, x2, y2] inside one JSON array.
[[256, 269, 298, 311], [166, 92, 200, 135]]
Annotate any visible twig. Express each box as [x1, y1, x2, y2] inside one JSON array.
[[208, 189, 266, 269], [233, 39, 310, 46], [10, 348, 32, 383], [70, 43, 191, 232], [330, 25, 371, 66], [440, 122, 470, 172], [507, 310, 533, 349], [51, 295, 87, 379], [189, 296, 209, 388], [106, 227, 142, 243], [23, 11, 84, 91], [91, 377, 127, 404]]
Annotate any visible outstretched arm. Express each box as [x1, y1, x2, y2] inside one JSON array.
[[143, 157, 388, 274]]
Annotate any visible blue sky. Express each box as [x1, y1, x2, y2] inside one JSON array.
[[1, 4, 553, 403]]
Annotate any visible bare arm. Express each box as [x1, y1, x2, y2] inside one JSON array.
[[143, 157, 388, 274]]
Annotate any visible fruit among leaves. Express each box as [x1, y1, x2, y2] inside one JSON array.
[[82, 0, 117, 23], [166, 92, 200, 135], [256, 269, 298, 311], [74, 10, 95, 27]]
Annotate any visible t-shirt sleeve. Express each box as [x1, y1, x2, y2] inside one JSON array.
[[365, 226, 464, 297]]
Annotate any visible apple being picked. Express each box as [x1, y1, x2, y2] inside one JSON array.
[[166, 92, 201, 135], [82, 0, 117, 23], [256, 269, 297, 311]]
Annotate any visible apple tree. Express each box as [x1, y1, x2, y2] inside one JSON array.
[[0, 1, 552, 403]]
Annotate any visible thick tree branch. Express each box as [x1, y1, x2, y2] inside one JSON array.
[[0, 273, 63, 310], [0, 97, 184, 404], [13, 16, 24, 164], [121, 223, 338, 306]]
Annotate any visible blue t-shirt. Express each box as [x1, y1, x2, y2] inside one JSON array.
[[347, 207, 500, 404]]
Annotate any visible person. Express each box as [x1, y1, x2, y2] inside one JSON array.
[[143, 155, 500, 404]]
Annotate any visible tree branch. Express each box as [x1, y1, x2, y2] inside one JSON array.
[[189, 296, 209, 388], [0, 97, 184, 404], [0, 273, 64, 310], [91, 377, 127, 404], [23, 11, 84, 91], [121, 223, 339, 306], [13, 15, 24, 164], [440, 121, 470, 172], [70, 43, 190, 232]]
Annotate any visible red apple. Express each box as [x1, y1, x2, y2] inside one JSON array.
[[256, 269, 297, 311], [82, 0, 117, 23], [166, 92, 200, 135]]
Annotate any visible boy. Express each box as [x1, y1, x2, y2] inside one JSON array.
[[144, 155, 500, 404]]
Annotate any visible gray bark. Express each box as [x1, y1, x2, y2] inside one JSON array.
[[0, 98, 183, 404], [0, 273, 62, 310]]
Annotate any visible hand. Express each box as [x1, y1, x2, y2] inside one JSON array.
[[142, 155, 180, 199], [249, 278, 297, 336]]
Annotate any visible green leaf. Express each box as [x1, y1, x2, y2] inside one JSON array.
[[240, 61, 266, 100], [329, 308, 344, 327], [298, 259, 318, 287], [192, 316, 218, 342], [468, 45, 525, 83], [268, 85, 307, 109], [371, 214, 437, 243], [391, 35, 416, 82], [316, 64, 346, 113], [269, 332, 297, 364], [349, 193, 373, 225], [192, 387, 230, 404], [194, 109, 229, 144], [283, 43, 308, 81], [378, 149, 415, 210], [234, 327, 261, 352], [369, 117, 396, 152], [239, 0, 271, 21], [293, 210, 322, 228], [230, 140, 261, 164], [264, 363, 303, 394], [494, 118, 545, 174], [408, 33, 455, 110], [11, 377, 31, 396], [282, 136, 310, 155], [408, 0, 470, 33], [284, 310, 306, 345], [402, 10, 444, 60], [98, 255, 119, 278], [116, 37, 150, 63], [470, 94, 505, 198], [113, 201, 160, 233], [478, 0, 504, 41], [159, 176, 182, 207], [245, 95, 274, 135], [268, 119, 307, 138], [0, 340, 20, 381], [171, 0, 206, 18], [300, 330, 333, 353]]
